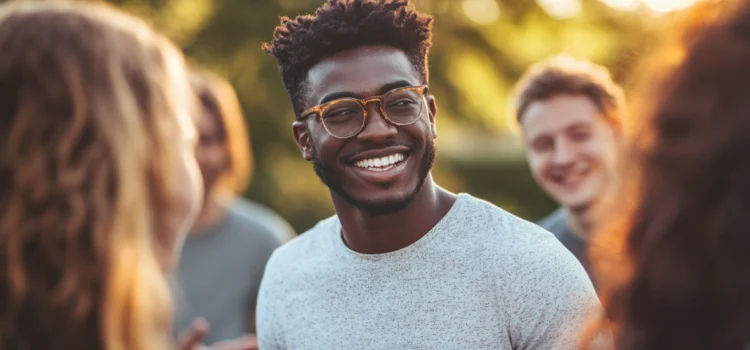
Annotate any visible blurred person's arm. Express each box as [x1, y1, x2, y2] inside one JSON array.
[[177, 318, 258, 350], [240, 199, 297, 243]]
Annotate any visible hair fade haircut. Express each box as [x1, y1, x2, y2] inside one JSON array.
[[262, 0, 433, 116], [512, 54, 626, 126]]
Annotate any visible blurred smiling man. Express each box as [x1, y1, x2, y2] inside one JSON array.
[[257, 1, 602, 349], [513, 55, 625, 284]]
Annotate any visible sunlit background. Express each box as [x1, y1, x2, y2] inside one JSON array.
[[77, 0, 699, 232]]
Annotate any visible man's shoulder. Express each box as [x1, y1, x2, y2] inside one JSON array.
[[457, 194, 556, 244], [537, 207, 568, 235], [496, 207, 592, 297], [228, 198, 297, 242], [264, 215, 339, 271], [456, 195, 579, 272]]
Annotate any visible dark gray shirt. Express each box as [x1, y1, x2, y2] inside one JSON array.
[[538, 208, 595, 286], [172, 199, 293, 345]]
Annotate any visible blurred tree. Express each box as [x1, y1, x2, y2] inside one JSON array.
[[37, 0, 656, 232]]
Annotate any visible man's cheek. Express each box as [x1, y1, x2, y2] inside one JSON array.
[[529, 158, 547, 180]]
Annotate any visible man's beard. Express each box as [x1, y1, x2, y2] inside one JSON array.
[[312, 140, 436, 216]]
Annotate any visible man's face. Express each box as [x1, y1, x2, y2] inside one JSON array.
[[293, 45, 438, 215], [195, 109, 229, 196], [521, 94, 619, 211]]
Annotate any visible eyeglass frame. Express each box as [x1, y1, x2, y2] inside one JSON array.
[[297, 85, 430, 139]]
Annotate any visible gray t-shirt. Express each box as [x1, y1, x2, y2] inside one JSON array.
[[257, 193, 601, 349], [172, 199, 292, 345]]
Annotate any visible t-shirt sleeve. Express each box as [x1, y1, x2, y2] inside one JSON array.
[[256, 251, 286, 350], [504, 234, 606, 349]]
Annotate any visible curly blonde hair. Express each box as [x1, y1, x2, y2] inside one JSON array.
[[0, 2, 192, 349]]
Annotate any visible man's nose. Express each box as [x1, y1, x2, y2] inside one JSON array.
[[551, 138, 576, 166], [355, 102, 398, 143]]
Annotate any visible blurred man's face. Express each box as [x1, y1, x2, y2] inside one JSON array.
[[521, 94, 618, 211], [195, 109, 229, 196]]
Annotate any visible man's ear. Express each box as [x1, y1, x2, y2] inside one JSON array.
[[292, 121, 314, 161], [427, 95, 438, 139]]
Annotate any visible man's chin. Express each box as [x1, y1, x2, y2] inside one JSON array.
[[338, 189, 419, 216], [313, 139, 436, 216], [558, 195, 597, 213]]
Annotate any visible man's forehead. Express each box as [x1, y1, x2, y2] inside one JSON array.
[[523, 96, 600, 128], [305, 46, 420, 103]]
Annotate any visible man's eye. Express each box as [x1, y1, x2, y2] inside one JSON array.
[[570, 130, 591, 141], [389, 99, 417, 107], [325, 109, 358, 118]]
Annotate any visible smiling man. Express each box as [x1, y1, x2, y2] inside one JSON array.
[[257, 1, 601, 349], [513, 55, 624, 285]]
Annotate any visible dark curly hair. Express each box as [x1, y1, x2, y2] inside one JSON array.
[[586, 1, 750, 349], [262, 0, 433, 116]]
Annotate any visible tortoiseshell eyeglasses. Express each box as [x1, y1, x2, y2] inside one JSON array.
[[299, 85, 429, 139]]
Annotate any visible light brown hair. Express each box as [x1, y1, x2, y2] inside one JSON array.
[[0, 2, 190, 349], [189, 69, 253, 194], [512, 54, 626, 126]]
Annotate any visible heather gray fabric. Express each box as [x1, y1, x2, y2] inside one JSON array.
[[257, 194, 602, 349]]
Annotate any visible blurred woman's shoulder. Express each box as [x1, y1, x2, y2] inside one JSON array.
[[228, 198, 297, 242]]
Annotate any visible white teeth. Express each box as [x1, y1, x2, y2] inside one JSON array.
[[354, 153, 406, 169]]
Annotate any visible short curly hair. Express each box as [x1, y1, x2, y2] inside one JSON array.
[[262, 0, 433, 116]]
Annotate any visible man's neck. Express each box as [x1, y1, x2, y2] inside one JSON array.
[[566, 205, 593, 240], [190, 191, 230, 236], [333, 176, 457, 255]]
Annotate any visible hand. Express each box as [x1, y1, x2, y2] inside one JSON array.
[[211, 335, 258, 350], [177, 318, 259, 350]]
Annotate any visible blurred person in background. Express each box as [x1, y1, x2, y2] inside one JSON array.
[[586, 1, 750, 349], [512, 55, 625, 285], [257, 0, 601, 349], [0, 3, 257, 350], [0, 2, 203, 349], [171, 68, 293, 347]]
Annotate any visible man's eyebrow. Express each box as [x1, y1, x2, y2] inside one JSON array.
[[319, 91, 359, 105], [318, 80, 417, 105], [377, 80, 415, 95], [566, 121, 593, 132]]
